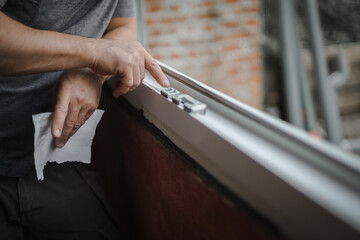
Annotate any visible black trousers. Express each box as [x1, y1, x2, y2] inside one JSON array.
[[0, 162, 120, 240]]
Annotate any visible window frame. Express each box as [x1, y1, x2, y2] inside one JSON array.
[[120, 1, 360, 239], [105, 61, 360, 239]]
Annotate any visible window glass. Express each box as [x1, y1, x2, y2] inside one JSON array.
[[139, 0, 360, 155], [316, 0, 360, 154]]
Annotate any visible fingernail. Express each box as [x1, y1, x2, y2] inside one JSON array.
[[56, 142, 65, 148], [54, 129, 61, 138], [163, 79, 170, 87]]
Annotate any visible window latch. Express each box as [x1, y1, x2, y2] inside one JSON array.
[[161, 87, 181, 99], [161, 88, 207, 115]]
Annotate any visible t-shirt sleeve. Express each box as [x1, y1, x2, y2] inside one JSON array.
[[112, 0, 136, 18], [0, 0, 7, 8]]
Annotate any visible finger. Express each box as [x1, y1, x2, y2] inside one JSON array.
[[130, 64, 141, 92], [69, 107, 88, 138], [113, 68, 133, 98], [69, 107, 96, 138], [55, 102, 81, 148], [51, 94, 69, 139], [144, 51, 170, 87], [140, 54, 145, 84], [84, 109, 96, 124]]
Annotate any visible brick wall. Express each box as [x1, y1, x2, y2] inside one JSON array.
[[143, 0, 263, 109]]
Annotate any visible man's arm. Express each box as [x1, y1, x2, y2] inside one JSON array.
[[0, 11, 169, 148], [0, 12, 93, 75], [50, 17, 169, 148], [0, 12, 169, 88], [103, 17, 137, 41]]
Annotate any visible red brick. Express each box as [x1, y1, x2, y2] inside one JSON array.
[[161, 16, 187, 24], [226, 0, 240, 4], [146, 18, 154, 26], [148, 42, 170, 49], [204, 25, 214, 31], [149, 5, 162, 13], [151, 29, 162, 36], [222, 21, 242, 28], [245, 19, 259, 25], [202, 0, 216, 8], [143, 0, 263, 108], [223, 44, 240, 52]]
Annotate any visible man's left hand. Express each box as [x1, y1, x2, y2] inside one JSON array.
[[51, 68, 105, 148]]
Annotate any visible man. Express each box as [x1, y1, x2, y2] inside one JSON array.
[[0, 0, 169, 239]]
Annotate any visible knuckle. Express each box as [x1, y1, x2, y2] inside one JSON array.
[[121, 79, 133, 89], [149, 58, 158, 68], [85, 112, 94, 122], [125, 57, 135, 67], [58, 136, 68, 143], [134, 54, 141, 63], [73, 123, 81, 129], [64, 120, 75, 128], [75, 94, 86, 104]]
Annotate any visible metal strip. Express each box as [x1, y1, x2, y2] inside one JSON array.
[[157, 61, 360, 175]]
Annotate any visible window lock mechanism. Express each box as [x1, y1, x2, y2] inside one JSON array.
[[160, 88, 207, 115], [160, 87, 180, 99]]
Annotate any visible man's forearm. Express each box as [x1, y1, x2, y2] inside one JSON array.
[[102, 17, 137, 41], [0, 12, 94, 75], [1, 12, 169, 91]]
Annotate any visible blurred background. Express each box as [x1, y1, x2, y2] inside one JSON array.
[[136, 0, 360, 154], [140, 0, 262, 108]]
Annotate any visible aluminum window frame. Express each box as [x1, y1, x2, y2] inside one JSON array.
[[127, 2, 360, 239], [106, 61, 360, 240]]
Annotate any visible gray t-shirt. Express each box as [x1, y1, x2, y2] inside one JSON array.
[[0, 0, 136, 177]]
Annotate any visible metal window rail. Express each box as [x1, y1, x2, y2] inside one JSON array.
[[110, 61, 360, 240]]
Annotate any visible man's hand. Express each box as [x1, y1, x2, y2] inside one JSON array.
[[0, 12, 170, 92], [90, 39, 170, 97], [51, 39, 170, 148], [0, 12, 170, 147], [51, 69, 105, 148]]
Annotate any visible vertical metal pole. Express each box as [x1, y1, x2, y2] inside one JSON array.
[[279, 0, 304, 128], [291, 13, 317, 132], [305, 0, 342, 143]]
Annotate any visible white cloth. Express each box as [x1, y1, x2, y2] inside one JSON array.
[[32, 109, 104, 180]]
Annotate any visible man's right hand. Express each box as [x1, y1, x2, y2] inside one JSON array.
[[0, 12, 170, 91], [90, 39, 170, 97]]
